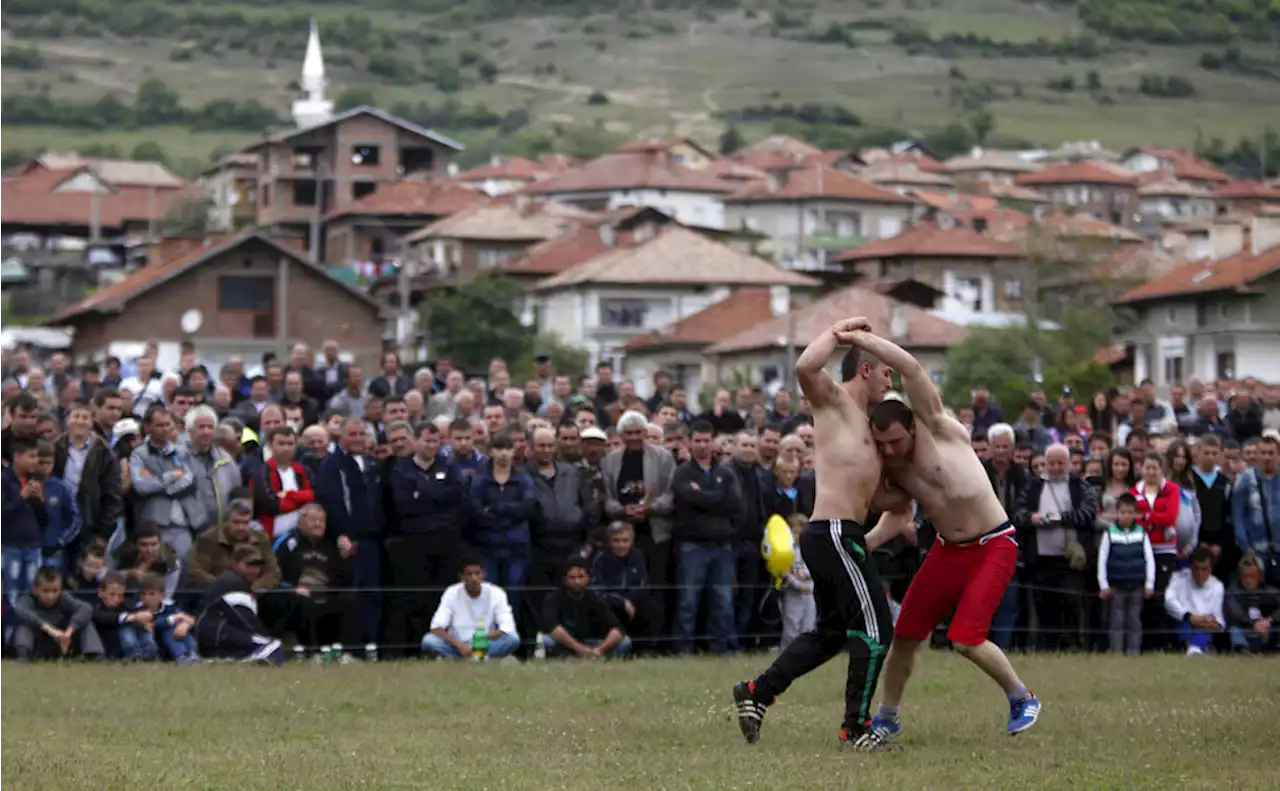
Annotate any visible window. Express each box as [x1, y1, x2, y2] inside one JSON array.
[[351, 145, 380, 166], [1166, 307, 1178, 325], [479, 248, 514, 268], [353, 181, 377, 200], [952, 276, 984, 312], [292, 147, 321, 169], [400, 148, 435, 175], [292, 181, 317, 207], [1216, 351, 1235, 379], [599, 299, 649, 328], [1003, 279, 1023, 300], [1217, 302, 1231, 321], [260, 184, 271, 208], [1163, 355, 1184, 385], [218, 276, 274, 311], [972, 217, 988, 233]]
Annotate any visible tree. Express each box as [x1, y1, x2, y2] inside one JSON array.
[[941, 308, 1112, 415], [335, 88, 377, 112], [510, 332, 590, 383], [133, 78, 184, 125], [130, 141, 169, 164], [158, 199, 211, 236], [422, 274, 529, 371], [718, 124, 744, 155], [586, 90, 610, 106], [969, 109, 995, 145], [1086, 70, 1102, 91]]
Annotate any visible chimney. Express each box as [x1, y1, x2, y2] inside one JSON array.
[[490, 154, 502, 167], [890, 303, 908, 340], [769, 285, 790, 318], [1251, 213, 1280, 256], [1208, 221, 1244, 261]]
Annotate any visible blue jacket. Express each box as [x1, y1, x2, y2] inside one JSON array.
[[466, 468, 536, 550], [1232, 468, 1280, 555], [1, 466, 43, 549], [386, 454, 466, 545], [316, 449, 382, 542], [590, 548, 650, 598], [39, 476, 80, 556]]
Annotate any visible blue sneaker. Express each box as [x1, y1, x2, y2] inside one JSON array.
[[1007, 694, 1041, 735], [869, 715, 902, 742]]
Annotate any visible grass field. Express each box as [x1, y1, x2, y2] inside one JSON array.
[[3, 652, 1276, 790]]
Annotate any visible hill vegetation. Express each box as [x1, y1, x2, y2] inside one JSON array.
[[1, 0, 1278, 177]]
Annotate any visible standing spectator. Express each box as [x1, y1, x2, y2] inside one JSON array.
[[1169, 386, 1197, 435], [697, 389, 746, 436], [314, 340, 348, 401], [428, 371, 465, 421], [182, 406, 239, 532], [1226, 392, 1263, 443], [193, 545, 284, 664], [130, 408, 205, 562], [2, 391, 41, 463], [1014, 402, 1052, 452], [1189, 397, 1228, 439], [1191, 435, 1235, 578], [250, 426, 315, 541], [727, 430, 771, 650], [1088, 390, 1119, 440], [384, 423, 466, 657], [91, 388, 125, 446], [232, 377, 274, 432], [1232, 435, 1279, 585], [10, 566, 96, 660], [671, 420, 742, 655], [467, 430, 536, 616], [1126, 429, 1150, 471], [2, 436, 46, 623], [601, 411, 676, 588], [539, 557, 630, 658], [1165, 441, 1203, 560], [1262, 388, 1280, 434], [327, 366, 367, 418], [286, 343, 325, 405], [589, 522, 658, 645], [280, 370, 319, 427], [986, 423, 1028, 651], [1015, 444, 1096, 651], [368, 352, 411, 399], [1098, 449, 1136, 527], [315, 417, 383, 645], [420, 555, 520, 661], [970, 387, 1004, 438], [1097, 493, 1155, 655], [53, 401, 121, 547], [524, 427, 589, 624], [1133, 454, 1182, 648], [33, 440, 79, 570], [771, 456, 815, 519], [780, 514, 816, 651], [1164, 546, 1225, 655], [446, 418, 485, 480], [1224, 552, 1279, 653]]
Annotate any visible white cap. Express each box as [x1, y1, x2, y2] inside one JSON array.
[[580, 427, 608, 442]]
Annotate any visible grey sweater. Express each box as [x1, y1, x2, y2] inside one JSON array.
[[12, 591, 92, 632]]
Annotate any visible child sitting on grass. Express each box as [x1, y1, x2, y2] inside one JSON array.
[[780, 514, 815, 651], [92, 571, 153, 660], [133, 573, 200, 664], [66, 544, 108, 605], [11, 566, 95, 661]]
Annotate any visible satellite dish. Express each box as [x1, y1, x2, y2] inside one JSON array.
[[180, 309, 203, 334]]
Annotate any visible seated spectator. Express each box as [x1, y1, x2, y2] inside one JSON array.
[[114, 525, 181, 601], [780, 514, 816, 651], [132, 572, 200, 663], [1097, 494, 1155, 656], [31, 438, 80, 570], [66, 545, 108, 604], [194, 545, 285, 664], [274, 505, 360, 650], [187, 496, 280, 591], [10, 566, 97, 660], [1164, 546, 1225, 656], [91, 571, 147, 660], [589, 522, 658, 643], [1225, 552, 1279, 654], [420, 555, 519, 661], [540, 557, 630, 659], [250, 426, 315, 541]]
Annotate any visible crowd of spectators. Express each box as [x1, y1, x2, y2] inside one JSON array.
[[2, 343, 1278, 664]]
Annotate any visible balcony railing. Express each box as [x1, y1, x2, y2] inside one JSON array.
[[806, 233, 870, 250]]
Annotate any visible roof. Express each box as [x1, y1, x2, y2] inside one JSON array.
[[1116, 243, 1280, 304], [1138, 179, 1212, 197], [858, 148, 950, 174], [404, 201, 580, 243], [531, 225, 819, 291], [706, 285, 967, 355], [623, 288, 786, 351], [944, 150, 1040, 173], [2, 168, 189, 230], [1128, 148, 1231, 183], [1015, 161, 1138, 187], [738, 135, 822, 157], [614, 137, 717, 160], [972, 181, 1051, 203], [523, 152, 734, 195], [325, 179, 486, 221], [861, 162, 955, 188], [501, 225, 617, 276], [833, 221, 1023, 262], [1211, 181, 1280, 201], [246, 105, 464, 152], [200, 152, 259, 178], [30, 153, 186, 189], [51, 231, 384, 323], [1036, 213, 1144, 242], [452, 156, 544, 183], [723, 165, 915, 204]]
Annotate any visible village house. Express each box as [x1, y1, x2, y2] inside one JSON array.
[[1121, 148, 1232, 190], [47, 231, 387, 370], [452, 154, 581, 196], [201, 153, 260, 232], [1211, 181, 1280, 218], [1014, 161, 1140, 228], [944, 148, 1040, 189], [1113, 214, 1280, 386]]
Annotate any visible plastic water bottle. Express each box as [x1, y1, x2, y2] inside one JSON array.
[[330, 643, 343, 664], [364, 643, 378, 663], [320, 645, 334, 664], [292, 646, 307, 662], [534, 632, 547, 660], [471, 617, 489, 661]]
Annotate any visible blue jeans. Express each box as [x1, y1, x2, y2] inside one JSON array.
[[2, 546, 42, 643], [539, 633, 632, 658], [482, 552, 529, 616], [120, 626, 160, 660], [1229, 625, 1278, 653], [990, 570, 1021, 650], [421, 632, 520, 658], [157, 624, 199, 661], [733, 541, 767, 650], [1175, 620, 1214, 651], [675, 541, 735, 654]]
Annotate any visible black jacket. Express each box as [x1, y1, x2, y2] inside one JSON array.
[[385, 454, 466, 546], [525, 460, 590, 556], [589, 548, 650, 603], [541, 587, 622, 641], [771, 473, 817, 521], [367, 374, 412, 399], [672, 459, 743, 544], [1226, 407, 1263, 443], [1192, 468, 1233, 547], [728, 460, 772, 544], [985, 460, 1029, 556], [54, 433, 123, 542], [1014, 474, 1099, 559], [315, 449, 383, 542], [274, 529, 350, 606]]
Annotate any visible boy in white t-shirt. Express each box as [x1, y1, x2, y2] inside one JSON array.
[[420, 554, 519, 660]]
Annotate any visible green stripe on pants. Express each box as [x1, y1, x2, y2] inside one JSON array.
[[847, 629, 885, 724]]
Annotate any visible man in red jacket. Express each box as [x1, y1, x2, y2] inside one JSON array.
[[250, 427, 316, 540]]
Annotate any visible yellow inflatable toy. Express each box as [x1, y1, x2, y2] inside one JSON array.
[[760, 514, 796, 589]]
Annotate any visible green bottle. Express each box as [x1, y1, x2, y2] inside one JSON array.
[[471, 616, 489, 661]]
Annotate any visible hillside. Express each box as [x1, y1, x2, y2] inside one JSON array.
[[2, 0, 1279, 176]]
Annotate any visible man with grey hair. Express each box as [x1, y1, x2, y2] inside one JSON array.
[[188, 495, 280, 590], [428, 370, 465, 421], [983, 422, 1029, 650], [524, 425, 590, 626], [601, 410, 676, 588], [1014, 443, 1098, 651], [183, 405, 240, 531]]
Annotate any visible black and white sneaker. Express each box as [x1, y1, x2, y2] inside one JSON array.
[[733, 681, 769, 744], [841, 727, 904, 752], [244, 638, 285, 666]]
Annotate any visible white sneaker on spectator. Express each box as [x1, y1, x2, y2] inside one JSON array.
[[245, 639, 284, 664], [1185, 645, 1204, 656]]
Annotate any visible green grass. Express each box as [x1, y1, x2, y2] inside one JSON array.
[[3, 652, 1277, 790]]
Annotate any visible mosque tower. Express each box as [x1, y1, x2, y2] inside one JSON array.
[[291, 19, 334, 128]]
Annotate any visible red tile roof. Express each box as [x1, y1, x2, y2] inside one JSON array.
[[1037, 212, 1144, 242], [1015, 161, 1138, 187], [614, 137, 717, 159], [833, 221, 1023, 262], [738, 135, 822, 157], [500, 226, 618, 276], [453, 157, 544, 182], [724, 165, 915, 204], [1211, 181, 1280, 200], [524, 152, 733, 195], [325, 179, 486, 220], [623, 288, 785, 350], [1116, 243, 1280, 304], [2, 167, 189, 230]]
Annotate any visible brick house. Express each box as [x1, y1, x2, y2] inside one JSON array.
[[49, 231, 387, 370], [1014, 161, 1140, 228]]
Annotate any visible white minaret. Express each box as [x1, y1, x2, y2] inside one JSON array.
[[291, 19, 334, 128]]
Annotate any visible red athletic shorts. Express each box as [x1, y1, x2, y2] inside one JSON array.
[[894, 523, 1017, 646]]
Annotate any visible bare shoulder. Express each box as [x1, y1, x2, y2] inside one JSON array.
[[921, 412, 973, 446]]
